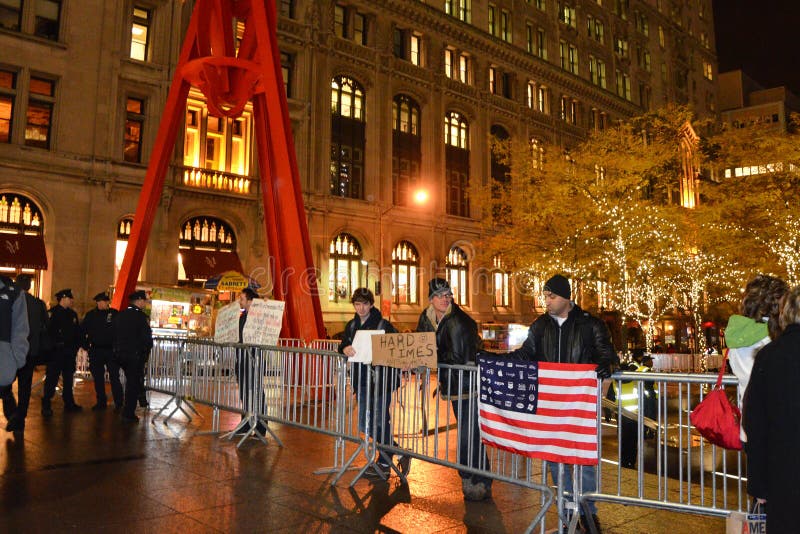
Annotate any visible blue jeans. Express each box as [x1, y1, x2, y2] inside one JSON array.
[[548, 462, 597, 515]]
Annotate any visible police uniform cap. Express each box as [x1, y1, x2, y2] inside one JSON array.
[[55, 288, 74, 300], [93, 292, 111, 302], [128, 290, 147, 301]]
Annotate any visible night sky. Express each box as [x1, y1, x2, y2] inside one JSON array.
[[713, 0, 800, 94]]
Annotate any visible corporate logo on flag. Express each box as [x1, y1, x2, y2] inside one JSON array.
[[477, 355, 599, 465]]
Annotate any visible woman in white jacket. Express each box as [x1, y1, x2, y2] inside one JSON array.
[[725, 275, 787, 442]]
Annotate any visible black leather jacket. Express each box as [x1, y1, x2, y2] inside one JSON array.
[[416, 302, 479, 396], [508, 304, 618, 373]]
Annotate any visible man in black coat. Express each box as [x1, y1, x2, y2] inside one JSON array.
[[416, 278, 492, 501], [113, 290, 153, 423], [743, 288, 800, 533], [81, 292, 122, 411], [0, 275, 28, 428], [42, 288, 83, 416], [5, 274, 47, 432], [500, 274, 618, 530], [338, 288, 406, 477]]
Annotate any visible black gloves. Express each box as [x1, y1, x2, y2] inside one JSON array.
[[595, 364, 612, 379]]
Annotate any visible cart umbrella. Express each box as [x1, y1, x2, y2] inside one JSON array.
[[203, 271, 261, 292]]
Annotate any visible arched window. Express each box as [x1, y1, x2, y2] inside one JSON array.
[[179, 216, 236, 251], [114, 216, 143, 284], [492, 256, 510, 307], [392, 95, 421, 206], [328, 232, 362, 302], [330, 76, 366, 199], [444, 112, 470, 217], [391, 240, 419, 304], [178, 216, 239, 284], [0, 193, 47, 293], [446, 246, 469, 306]]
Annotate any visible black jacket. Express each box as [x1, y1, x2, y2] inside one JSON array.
[[338, 306, 399, 390], [338, 306, 398, 352], [81, 307, 118, 349], [113, 304, 153, 359], [507, 304, 618, 373], [742, 323, 800, 532], [416, 302, 479, 396], [23, 292, 49, 360], [48, 304, 82, 353]]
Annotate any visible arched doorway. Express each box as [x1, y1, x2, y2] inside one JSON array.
[[0, 193, 47, 296]]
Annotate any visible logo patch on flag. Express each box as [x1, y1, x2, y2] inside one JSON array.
[[477, 355, 599, 465]]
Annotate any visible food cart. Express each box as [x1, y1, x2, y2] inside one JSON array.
[[147, 286, 216, 338]]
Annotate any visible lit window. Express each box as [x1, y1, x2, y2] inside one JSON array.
[[183, 94, 251, 176], [446, 0, 471, 23], [444, 48, 455, 79], [526, 23, 533, 53], [328, 233, 362, 302], [124, 97, 145, 163], [492, 256, 510, 307], [445, 112, 470, 217], [25, 77, 55, 149], [446, 246, 469, 305], [0, 70, 16, 143], [392, 94, 421, 206], [130, 6, 151, 61], [114, 217, 143, 283], [500, 10, 510, 42], [536, 28, 547, 60], [392, 241, 419, 304], [330, 76, 366, 199], [458, 53, 470, 84]]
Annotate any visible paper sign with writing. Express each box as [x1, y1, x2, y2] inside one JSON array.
[[371, 332, 437, 369], [214, 302, 241, 343], [242, 299, 285, 345], [348, 329, 384, 363]]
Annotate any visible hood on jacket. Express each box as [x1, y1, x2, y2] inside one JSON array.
[[726, 314, 769, 348]]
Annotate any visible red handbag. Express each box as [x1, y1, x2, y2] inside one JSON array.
[[690, 350, 743, 450]]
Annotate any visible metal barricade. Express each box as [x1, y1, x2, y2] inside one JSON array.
[[144, 337, 753, 532], [588, 371, 746, 520]]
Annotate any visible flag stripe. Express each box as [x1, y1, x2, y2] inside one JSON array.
[[478, 357, 600, 466]]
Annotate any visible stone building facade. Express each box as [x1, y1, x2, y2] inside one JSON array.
[[0, 0, 717, 332]]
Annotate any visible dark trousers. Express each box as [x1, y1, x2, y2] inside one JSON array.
[[355, 364, 395, 449], [43, 348, 77, 405], [138, 352, 149, 403], [118, 353, 143, 417], [89, 347, 123, 407], [450, 396, 492, 486], [620, 415, 638, 467], [6, 355, 35, 421], [235, 349, 266, 414]]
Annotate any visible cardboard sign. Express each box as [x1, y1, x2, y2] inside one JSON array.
[[242, 298, 285, 345], [214, 302, 241, 343], [371, 332, 437, 369]]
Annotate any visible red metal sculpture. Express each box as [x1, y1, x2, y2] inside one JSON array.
[[112, 0, 325, 341]]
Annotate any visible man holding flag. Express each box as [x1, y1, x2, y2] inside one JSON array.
[[482, 274, 617, 532]]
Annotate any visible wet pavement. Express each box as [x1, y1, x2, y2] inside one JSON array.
[[0, 373, 726, 533]]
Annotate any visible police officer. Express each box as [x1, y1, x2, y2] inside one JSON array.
[[81, 292, 122, 411], [42, 289, 83, 416], [113, 290, 152, 423]]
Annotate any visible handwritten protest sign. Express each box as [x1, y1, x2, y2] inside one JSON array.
[[214, 302, 241, 343], [348, 329, 384, 363], [242, 299, 285, 345], [371, 332, 437, 369]]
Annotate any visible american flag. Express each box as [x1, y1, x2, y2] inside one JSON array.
[[477, 355, 599, 465]]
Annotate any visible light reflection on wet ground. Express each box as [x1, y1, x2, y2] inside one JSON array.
[[0, 372, 724, 533]]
